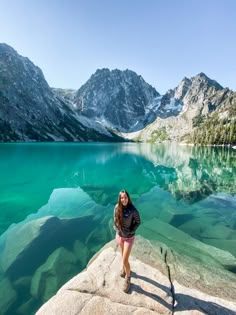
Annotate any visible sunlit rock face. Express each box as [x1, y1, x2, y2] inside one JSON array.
[[51, 88, 77, 103], [178, 73, 224, 119], [144, 73, 223, 122], [74, 68, 160, 132], [126, 73, 234, 143]]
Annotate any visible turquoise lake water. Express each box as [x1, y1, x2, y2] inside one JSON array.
[[0, 142, 236, 314]]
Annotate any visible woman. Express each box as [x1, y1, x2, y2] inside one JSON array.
[[113, 190, 141, 293]]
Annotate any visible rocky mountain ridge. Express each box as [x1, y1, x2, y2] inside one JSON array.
[[42, 70, 236, 145], [0, 43, 235, 144], [0, 44, 123, 142], [123, 74, 235, 144]]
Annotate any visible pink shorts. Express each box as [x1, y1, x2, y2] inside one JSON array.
[[116, 233, 135, 248]]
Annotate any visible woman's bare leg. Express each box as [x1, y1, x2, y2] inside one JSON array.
[[122, 243, 132, 277], [119, 243, 124, 256], [119, 243, 125, 270]]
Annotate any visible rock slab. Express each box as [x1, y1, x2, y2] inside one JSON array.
[[36, 237, 236, 315]]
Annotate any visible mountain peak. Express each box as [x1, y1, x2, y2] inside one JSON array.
[[75, 68, 160, 131], [0, 43, 17, 54], [94, 68, 110, 75], [196, 72, 208, 78], [191, 72, 223, 89], [194, 72, 213, 83], [93, 68, 139, 78]]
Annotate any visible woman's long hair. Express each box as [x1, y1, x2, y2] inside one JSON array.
[[115, 190, 133, 229]]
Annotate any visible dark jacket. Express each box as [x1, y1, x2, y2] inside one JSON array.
[[113, 203, 141, 238]]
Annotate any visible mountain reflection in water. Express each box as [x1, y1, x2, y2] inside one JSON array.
[[0, 143, 235, 315]]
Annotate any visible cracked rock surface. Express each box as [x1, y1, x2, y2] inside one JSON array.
[[36, 236, 236, 315]]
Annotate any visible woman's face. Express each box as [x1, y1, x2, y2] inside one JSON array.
[[120, 192, 129, 206]]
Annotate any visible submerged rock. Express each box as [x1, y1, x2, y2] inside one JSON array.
[[0, 215, 96, 280], [0, 277, 17, 314], [139, 218, 236, 270], [31, 247, 78, 302], [36, 236, 236, 314], [0, 214, 98, 314], [16, 297, 38, 315], [73, 240, 89, 268]]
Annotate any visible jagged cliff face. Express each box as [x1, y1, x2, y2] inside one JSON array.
[[0, 44, 122, 142], [163, 73, 225, 123], [73, 68, 160, 132], [179, 73, 224, 119], [126, 73, 234, 143], [52, 88, 77, 103], [170, 74, 235, 144], [143, 74, 224, 123]]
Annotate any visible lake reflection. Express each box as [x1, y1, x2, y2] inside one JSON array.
[[0, 143, 235, 314]]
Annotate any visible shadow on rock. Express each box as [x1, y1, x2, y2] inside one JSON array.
[[132, 271, 235, 315], [131, 271, 172, 311]]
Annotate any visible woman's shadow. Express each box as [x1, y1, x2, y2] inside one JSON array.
[[130, 272, 236, 315]]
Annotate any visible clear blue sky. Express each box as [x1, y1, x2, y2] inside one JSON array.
[[0, 0, 235, 94]]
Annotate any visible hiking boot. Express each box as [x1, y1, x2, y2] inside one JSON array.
[[120, 267, 126, 278], [123, 276, 131, 293]]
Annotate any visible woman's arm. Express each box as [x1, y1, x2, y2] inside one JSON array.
[[113, 205, 119, 232], [131, 208, 141, 232]]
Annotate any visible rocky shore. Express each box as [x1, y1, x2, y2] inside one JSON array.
[[36, 236, 236, 315]]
